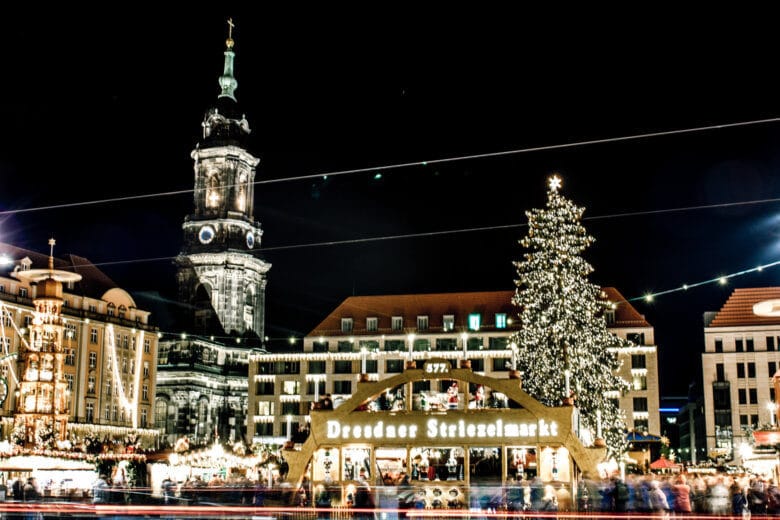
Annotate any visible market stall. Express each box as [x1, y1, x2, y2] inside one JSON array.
[[282, 359, 605, 508]]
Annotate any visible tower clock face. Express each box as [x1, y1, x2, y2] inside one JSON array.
[[246, 232, 255, 249], [198, 225, 216, 244]]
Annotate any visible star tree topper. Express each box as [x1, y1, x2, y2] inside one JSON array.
[[548, 174, 562, 192]]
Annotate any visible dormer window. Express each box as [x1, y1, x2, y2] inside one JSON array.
[[443, 315, 454, 331], [468, 313, 481, 331], [20, 257, 32, 271], [391, 316, 403, 331], [417, 316, 429, 331], [495, 313, 507, 329], [341, 318, 353, 333], [107, 303, 116, 317], [366, 317, 378, 332]]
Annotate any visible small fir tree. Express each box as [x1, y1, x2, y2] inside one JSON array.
[[511, 174, 631, 456]]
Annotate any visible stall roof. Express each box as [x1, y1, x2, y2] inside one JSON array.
[[0, 455, 95, 471]]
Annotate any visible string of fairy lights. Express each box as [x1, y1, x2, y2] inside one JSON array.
[[1, 116, 780, 344]]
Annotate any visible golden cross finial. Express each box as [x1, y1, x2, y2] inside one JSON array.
[[225, 18, 235, 49]]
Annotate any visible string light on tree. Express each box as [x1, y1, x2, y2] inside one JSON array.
[[510, 174, 631, 457]]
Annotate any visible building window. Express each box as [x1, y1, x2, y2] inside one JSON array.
[[627, 332, 645, 345], [768, 336, 776, 351], [143, 361, 149, 377], [122, 336, 129, 349], [748, 363, 756, 378], [333, 380, 352, 394], [87, 375, 95, 394], [468, 313, 481, 331], [142, 384, 149, 401], [443, 315, 454, 331], [495, 313, 507, 329], [86, 403, 94, 423], [633, 397, 648, 412], [633, 419, 648, 432], [386, 359, 403, 373], [307, 381, 326, 396], [716, 363, 725, 381], [283, 381, 300, 395], [112, 406, 118, 422], [308, 361, 326, 374], [89, 352, 97, 369], [604, 310, 616, 325], [633, 374, 647, 391], [337, 341, 353, 353], [770, 362, 777, 378], [366, 359, 378, 373], [19, 287, 28, 298], [492, 358, 508, 371], [334, 361, 353, 374], [65, 349, 75, 366], [90, 328, 98, 344], [65, 324, 77, 341], [740, 414, 748, 427], [751, 414, 759, 427], [105, 379, 112, 397], [737, 364, 745, 378], [255, 382, 275, 395], [749, 388, 758, 404], [738, 389, 747, 405], [715, 338, 723, 353], [417, 316, 429, 331], [144, 339, 151, 353], [255, 423, 273, 436], [391, 317, 403, 331], [141, 409, 148, 428], [471, 358, 485, 372], [384, 340, 404, 352], [281, 402, 299, 415], [736, 338, 744, 352], [313, 341, 329, 353], [65, 374, 74, 392], [631, 354, 646, 369], [747, 337, 755, 352], [104, 405, 111, 421], [341, 318, 353, 333], [107, 303, 115, 317], [366, 317, 378, 332]]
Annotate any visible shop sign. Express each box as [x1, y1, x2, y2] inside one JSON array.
[[326, 418, 558, 441]]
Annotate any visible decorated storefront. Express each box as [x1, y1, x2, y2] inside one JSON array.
[[282, 359, 605, 508]]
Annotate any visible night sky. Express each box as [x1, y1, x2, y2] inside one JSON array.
[[2, 10, 780, 397]]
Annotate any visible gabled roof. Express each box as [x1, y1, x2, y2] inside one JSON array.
[[0, 242, 118, 300], [708, 287, 780, 327], [602, 287, 652, 328], [308, 287, 651, 336]]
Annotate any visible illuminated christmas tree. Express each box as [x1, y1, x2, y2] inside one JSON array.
[[511, 175, 630, 456]]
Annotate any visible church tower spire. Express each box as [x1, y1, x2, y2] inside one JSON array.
[[218, 18, 238, 101], [175, 20, 271, 340]]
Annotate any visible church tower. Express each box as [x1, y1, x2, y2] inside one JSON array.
[[175, 21, 271, 339]]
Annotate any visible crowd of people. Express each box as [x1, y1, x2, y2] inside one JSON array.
[[567, 472, 780, 516]]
